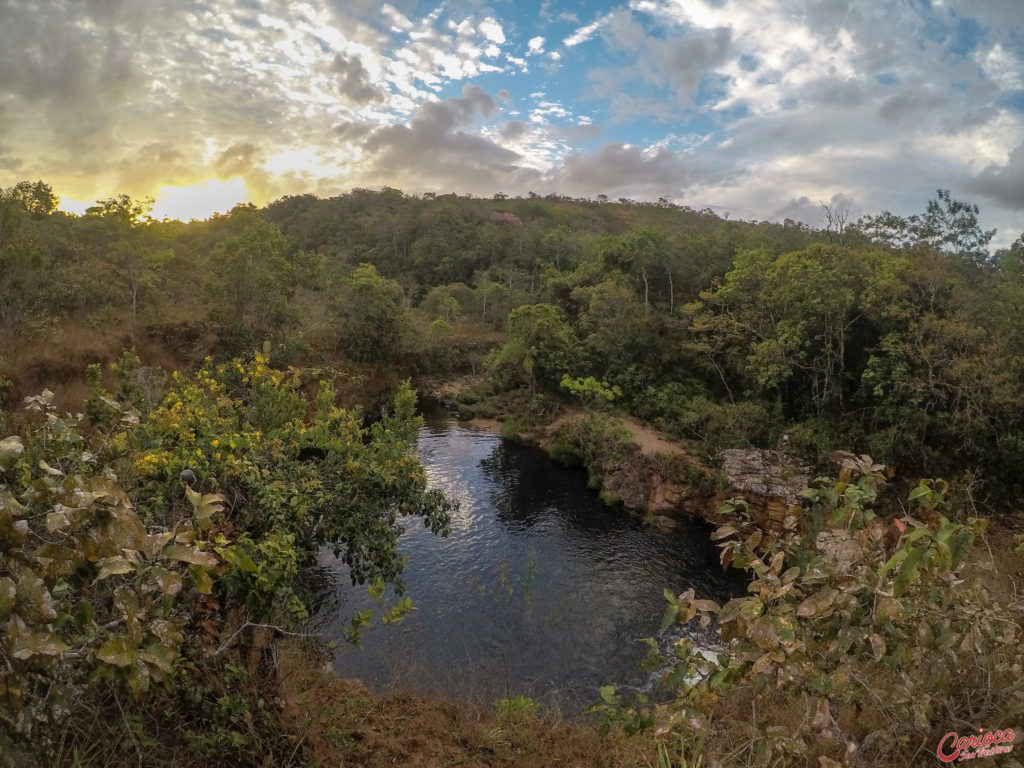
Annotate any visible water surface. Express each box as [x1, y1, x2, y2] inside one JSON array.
[[314, 415, 741, 712]]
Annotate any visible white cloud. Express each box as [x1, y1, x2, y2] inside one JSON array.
[[528, 36, 545, 55], [478, 17, 506, 44], [564, 16, 607, 47]]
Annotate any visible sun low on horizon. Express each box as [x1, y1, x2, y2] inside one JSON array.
[[2, 0, 1022, 240], [58, 178, 252, 222], [149, 178, 252, 222]]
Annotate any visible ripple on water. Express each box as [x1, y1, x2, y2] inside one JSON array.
[[313, 414, 743, 714]]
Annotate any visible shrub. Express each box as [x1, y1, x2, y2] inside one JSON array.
[[0, 354, 454, 764], [656, 456, 1021, 764]]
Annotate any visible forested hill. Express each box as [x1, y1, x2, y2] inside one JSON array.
[[2, 181, 1024, 502]]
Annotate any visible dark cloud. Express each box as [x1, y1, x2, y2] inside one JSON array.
[[878, 89, 948, 124], [770, 193, 859, 228], [361, 85, 535, 193], [553, 122, 602, 142], [967, 143, 1024, 210], [498, 121, 531, 141], [595, 12, 734, 104], [556, 142, 730, 198], [799, 78, 867, 108], [332, 52, 385, 104]]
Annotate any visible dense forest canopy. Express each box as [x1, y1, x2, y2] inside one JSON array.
[[3, 179, 1023, 502]]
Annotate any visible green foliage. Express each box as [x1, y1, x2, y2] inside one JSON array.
[[859, 189, 996, 265], [335, 263, 408, 363], [0, 397, 221, 758], [587, 685, 654, 736], [547, 413, 632, 471], [658, 459, 1020, 763], [491, 304, 577, 396], [1, 355, 453, 763], [1, 180, 60, 219], [493, 695, 539, 724], [559, 374, 621, 407]]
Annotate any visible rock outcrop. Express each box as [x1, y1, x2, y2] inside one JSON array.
[[718, 448, 812, 529]]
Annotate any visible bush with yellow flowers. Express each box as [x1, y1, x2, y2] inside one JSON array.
[[1, 354, 452, 764]]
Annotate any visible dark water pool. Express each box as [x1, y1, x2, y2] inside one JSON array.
[[312, 415, 742, 713]]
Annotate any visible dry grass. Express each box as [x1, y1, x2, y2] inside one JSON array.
[[276, 640, 660, 768]]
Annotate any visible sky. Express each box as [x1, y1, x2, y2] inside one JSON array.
[[1, 0, 1022, 242]]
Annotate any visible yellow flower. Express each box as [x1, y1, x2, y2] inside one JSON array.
[[196, 448, 204, 458], [211, 439, 219, 447]]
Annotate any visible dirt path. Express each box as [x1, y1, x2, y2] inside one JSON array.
[[618, 416, 686, 458]]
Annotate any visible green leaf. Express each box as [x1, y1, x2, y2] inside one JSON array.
[[908, 485, 930, 501], [189, 565, 213, 595], [599, 685, 617, 705], [660, 603, 679, 631], [879, 548, 908, 578], [95, 555, 133, 581], [894, 546, 926, 596], [140, 643, 178, 675], [904, 528, 930, 545], [0, 436, 24, 465], [162, 544, 217, 567], [948, 531, 974, 569], [97, 636, 138, 667], [220, 546, 257, 573]]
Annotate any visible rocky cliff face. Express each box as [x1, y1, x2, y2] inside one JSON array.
[[717, 448, 812, 530], [601, 445, 811, 530]]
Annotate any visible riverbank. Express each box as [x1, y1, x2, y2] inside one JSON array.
[[278, 640, 662, 768], [420, 376, 810, 534]]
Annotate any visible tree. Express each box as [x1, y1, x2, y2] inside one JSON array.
[[206, 207, 298, 355], [859, 189, 995, 266], [335, 263, 408, 362], [491, 304, 577, 396], [1, 180, 59, 218], [85, 194, 153, 227]]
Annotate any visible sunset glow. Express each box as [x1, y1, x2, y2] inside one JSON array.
[[1, 1, 1021, 237], [150, 178, 250, 222]]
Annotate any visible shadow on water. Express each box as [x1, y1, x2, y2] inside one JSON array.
[[311, 414, 744, 714]]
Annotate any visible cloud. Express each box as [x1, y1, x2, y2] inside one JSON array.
[[359, 85, 540, 193], [0, 0, 1020, 246], [565, 16, 608, 47], [554, 142, 731, 198], [967, 143, 1024, 210], [214, 143, 265, 179], [332, 52, 386, 104], [478, 18, 505, 45], [770, 192, 860, 228]]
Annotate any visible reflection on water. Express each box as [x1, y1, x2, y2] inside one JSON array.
[[312, 414, 743, 713]]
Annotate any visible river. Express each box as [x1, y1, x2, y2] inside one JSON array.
[[313, 414, 743, 713]]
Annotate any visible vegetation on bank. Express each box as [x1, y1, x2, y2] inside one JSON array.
[[1, 179, 1023, 766], [1, 355, 450, 765]]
